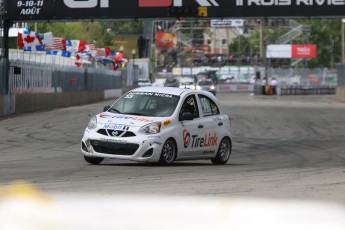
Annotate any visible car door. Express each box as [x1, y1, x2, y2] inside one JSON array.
[[196, 93, 223, 157], [177, 94, 204, 159]]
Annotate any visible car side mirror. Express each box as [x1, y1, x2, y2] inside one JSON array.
[[179, 112, 194, 121], [103, 105, 111, 112]]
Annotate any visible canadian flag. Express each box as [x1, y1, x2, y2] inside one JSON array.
[[67, 40, 86, 54], [17, 31, 43, 48]]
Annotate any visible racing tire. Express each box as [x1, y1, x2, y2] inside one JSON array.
[[159, 138, 177, 165], [84, 156, 104, 165], [211, 137, 232, 165]]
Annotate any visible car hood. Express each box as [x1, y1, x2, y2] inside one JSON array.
[[97, 112, 167, 127], [200, 86, 212, 90]]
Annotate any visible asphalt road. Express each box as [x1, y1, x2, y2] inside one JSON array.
[[1, 93, 345, 204]]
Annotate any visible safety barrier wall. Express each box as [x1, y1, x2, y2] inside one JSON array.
[[216, 84, 254, 93], [0, 60, 124, 117], [280, 86, 336, 95], [335, 63, 345, 102], [336, 63, 345, 87]]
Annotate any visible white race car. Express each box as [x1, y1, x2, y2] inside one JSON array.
[[81, 87, 232, 165]]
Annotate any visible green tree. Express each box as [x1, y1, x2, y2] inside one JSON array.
[[297, 19, 341, 68]]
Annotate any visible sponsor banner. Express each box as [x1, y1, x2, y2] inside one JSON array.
[[210, 19, 244, 28], [266, 45, 291, 58], [6, 0, 345, 20], [266, 44, 316, 59], [291, 44, 316, 58], [216, 84, 254, 93], [172, 68, 182, 76]]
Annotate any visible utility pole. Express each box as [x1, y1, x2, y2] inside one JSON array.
[[341, 19, 345, 63], [1, 0, 11, 95]]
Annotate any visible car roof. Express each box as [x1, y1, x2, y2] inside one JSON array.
[[131, 86, 196, 96]]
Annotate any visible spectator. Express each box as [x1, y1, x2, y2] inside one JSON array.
[[261, 77, 267, 95], [270, 77, 278, 95]]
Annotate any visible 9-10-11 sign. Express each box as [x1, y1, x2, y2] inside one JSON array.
[[5, 0, 345, 21]]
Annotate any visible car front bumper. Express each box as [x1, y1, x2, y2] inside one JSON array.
[[81, 130, 164, 163]]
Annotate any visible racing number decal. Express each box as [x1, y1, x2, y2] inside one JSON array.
[[182, 129, 191, 148]]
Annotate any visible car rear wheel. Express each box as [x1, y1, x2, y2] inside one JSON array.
[[211, 137, 231, 165], [159, 138, 177, 165], [84, 156, 104, 165]]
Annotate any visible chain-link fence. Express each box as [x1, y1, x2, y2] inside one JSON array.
[[265, 67, 337, 87]]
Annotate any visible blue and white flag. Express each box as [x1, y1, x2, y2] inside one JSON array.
[[24, 44, 45, 52], [46, 50, 58, 55]]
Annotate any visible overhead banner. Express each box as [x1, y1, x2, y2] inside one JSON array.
[[266, 44, 316, 59], [6, 0, 345, 20]]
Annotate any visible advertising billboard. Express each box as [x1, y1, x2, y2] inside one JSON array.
[[266, 44, 317, 59], [5, 0, 345, 21]]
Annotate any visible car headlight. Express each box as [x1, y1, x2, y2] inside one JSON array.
[[139, 122, 161, 134], [210, 85, 215, 90], [196, 86, 201, 90], [87, 116, 97, 130]]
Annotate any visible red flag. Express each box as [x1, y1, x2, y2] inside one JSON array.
[[105, 47, 111, 56], [75, 54, 82, 67], [17, 33, 24, 47]]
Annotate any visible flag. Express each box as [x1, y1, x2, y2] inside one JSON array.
[[109, 50, 116, 56], [82, 43, 96, 56], [43, 32, 54, 47], [46, 50, 58, 55], [61, 50, 71, 58], [94, 47, 111, 57], [85, 43, 96, 52], [97, 58, 115, 66], [75, 54, 82, 67], [45, 37, 66, 50], [24, 44, 45, 52], [17, 33, 24, 47], [18, 31, 43, 48], [66, 40, 86, 53]]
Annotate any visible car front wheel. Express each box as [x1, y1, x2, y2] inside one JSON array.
[[84, 156, 104, 165], [159, 138, 177, 165], [211, 137, 231, 165]]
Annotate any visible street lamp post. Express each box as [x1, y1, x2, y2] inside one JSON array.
[[132, 49, 137, 84]]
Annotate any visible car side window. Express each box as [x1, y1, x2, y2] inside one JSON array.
[[198, 94, 220, 117], [179, 95, 199, 119]]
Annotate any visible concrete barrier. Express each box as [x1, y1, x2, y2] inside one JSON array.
[[0, 90, 121, 118], [216, 84, 255, 93], [336, 87, 345, 102]]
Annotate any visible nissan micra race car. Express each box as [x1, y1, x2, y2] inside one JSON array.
[[81, 87, 232, 165]]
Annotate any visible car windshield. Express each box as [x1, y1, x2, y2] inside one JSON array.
[[198, 81, 213, 86], [181, 81, 194, 85], [110, 91, 180, 117]]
